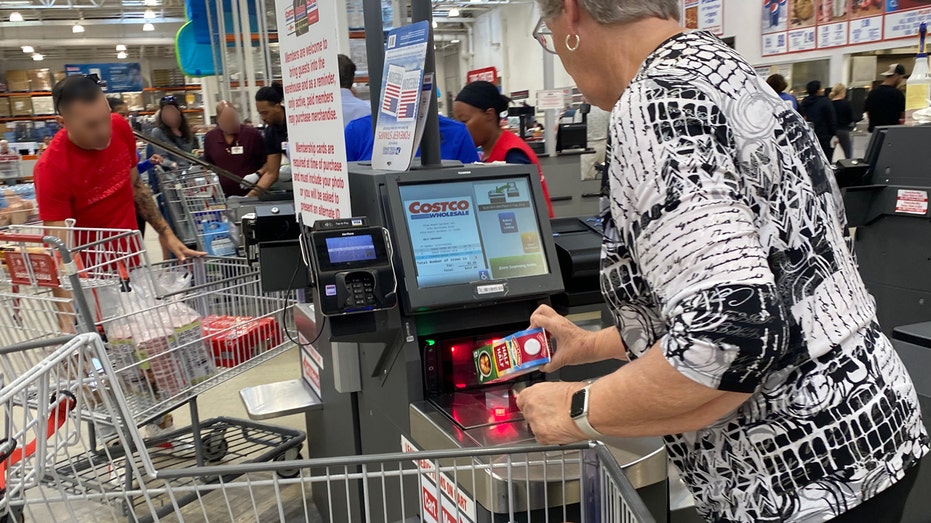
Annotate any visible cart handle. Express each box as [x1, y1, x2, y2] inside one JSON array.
[[0, 390, 77, 496], [0, 233, 56, 245]]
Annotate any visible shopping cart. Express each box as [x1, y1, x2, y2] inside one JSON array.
[[0, 333, 304, 523], [0, 227, 305, 520], [155, 167, 236, 256]]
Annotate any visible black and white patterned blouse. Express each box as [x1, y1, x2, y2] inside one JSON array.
[[602, 31, 929, 522]]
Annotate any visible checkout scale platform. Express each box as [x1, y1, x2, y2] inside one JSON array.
[[281, 163, 668, 522]]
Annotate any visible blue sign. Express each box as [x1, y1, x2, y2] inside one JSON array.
[[63, 63, 144, 93]]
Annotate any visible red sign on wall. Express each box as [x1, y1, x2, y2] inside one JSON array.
[[466, 67, 497, 85]]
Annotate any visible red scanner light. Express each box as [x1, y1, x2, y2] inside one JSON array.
[[494, 407, 507, 418]]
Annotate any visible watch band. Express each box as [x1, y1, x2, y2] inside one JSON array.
[[572, 384, 604, 440], [574, 412, 603, 440]]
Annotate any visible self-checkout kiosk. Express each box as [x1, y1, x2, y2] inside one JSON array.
[[295, 162, 561, 519]]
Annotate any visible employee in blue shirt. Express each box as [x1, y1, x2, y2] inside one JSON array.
[[344, 114, 480, 164], [339, 55, 372, 127]]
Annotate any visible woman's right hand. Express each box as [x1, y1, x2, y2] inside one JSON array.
[[530, 305, 596, 373]]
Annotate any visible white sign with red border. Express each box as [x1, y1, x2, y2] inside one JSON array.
[[401, 435, 477, 522], [896, 189, 929, 216]]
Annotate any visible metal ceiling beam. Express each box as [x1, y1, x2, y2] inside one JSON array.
[[0, 36, 174, 45], [0, 17, 184, 24]]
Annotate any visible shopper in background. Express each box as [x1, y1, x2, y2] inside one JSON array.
[[147, 96, 197, 168], [865, 63, 907, 132], [453, 81, 554, 217], [36, 75, 201, 258], [799, 80, 837, 157], [344, 113, 479, 164], [830, 83, 855, 161], [109, 97, 164, 234], [338, 54, 371, 127], [517, 1, 927, 521], [203, 101, 267, 197], [254, 83, 288, 197], [766, 73, 798, 110], [0, 140, 11, 155]]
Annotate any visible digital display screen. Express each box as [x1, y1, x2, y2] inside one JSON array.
[[399, 177, 549, 288], [325, 235, 377, 264]]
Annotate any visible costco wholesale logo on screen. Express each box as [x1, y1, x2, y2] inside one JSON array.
[[407, 200, 471, 219]]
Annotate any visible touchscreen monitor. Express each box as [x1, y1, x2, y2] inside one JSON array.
[[398, 177, 549, 289]]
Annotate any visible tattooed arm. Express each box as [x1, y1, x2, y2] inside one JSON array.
[[131, 167, 205, 260]]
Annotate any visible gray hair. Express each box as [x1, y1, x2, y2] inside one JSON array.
[[538, 0, 680, 24]]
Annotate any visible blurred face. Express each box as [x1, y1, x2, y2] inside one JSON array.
[[59, 94, 113, 151], [160, 104, 182, 129], [113, 104, 129, 118], [217, 106, 241, 135], [256, 100, 283, 125], [453, 101, 497, 150]]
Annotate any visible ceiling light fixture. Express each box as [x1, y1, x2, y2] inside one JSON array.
[[73, 22, 85, 33], [451, 39, 460, 43], [142, 22, 155, 31], [21, 45, 33, 53], [143, 8, 155, 19], [144, 0, 157, 5], [117, 51, 128, 59], [116, 44, 127, 51], [448, 7, 460, 16], [32, 53, 43, 61], [9, 12, 23, 22]]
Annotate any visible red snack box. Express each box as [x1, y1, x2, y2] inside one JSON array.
[[202, 315, 282, 367]]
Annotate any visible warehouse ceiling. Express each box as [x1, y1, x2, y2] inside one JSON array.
[[0, 0, 513, 61]]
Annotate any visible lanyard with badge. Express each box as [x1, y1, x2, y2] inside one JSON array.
[[227, 138, 243, 155]]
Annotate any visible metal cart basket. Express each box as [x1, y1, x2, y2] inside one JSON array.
[[155, 167, 235, 255]]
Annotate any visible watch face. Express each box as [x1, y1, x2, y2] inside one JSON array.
[[570, 389, 586, 418]]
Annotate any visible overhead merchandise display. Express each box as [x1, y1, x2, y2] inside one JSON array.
[[762, 0, 931, 56]]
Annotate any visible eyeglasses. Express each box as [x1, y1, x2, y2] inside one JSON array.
[[160, 95, 178, 107], [532, 18, 557, 55]]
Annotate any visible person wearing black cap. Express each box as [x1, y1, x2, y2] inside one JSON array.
[[799, 80, 837, 157], [148, 95, 197, 168], [453, 81, 554, 217], [865, 63, 907, 132]]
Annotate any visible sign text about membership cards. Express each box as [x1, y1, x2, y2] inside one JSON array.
[[283, 36, 349, 220]]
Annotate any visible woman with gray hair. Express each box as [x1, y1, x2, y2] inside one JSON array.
[[516, 1, 928, 521]]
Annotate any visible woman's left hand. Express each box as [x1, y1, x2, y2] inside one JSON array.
[[516, 381, 588, 445], [149, 154, 164, 165]]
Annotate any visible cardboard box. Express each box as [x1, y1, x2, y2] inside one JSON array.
[[0, 98, 12, 118], [28, 69, 52, 92], [52, 71, 67, 85], [5, 71, 29, 92], [122, 91, 144, 111], [474, 328, 550, 385], [9, 96, 32, 117], [31, 96, 53, 115]]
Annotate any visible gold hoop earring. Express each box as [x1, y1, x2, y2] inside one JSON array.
[[565, 34, 580, 52]]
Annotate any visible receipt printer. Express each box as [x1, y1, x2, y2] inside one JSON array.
[[308, 218, 397, 316]]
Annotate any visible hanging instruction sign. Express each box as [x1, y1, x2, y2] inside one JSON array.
[[276, 0, 351, 225], [372, 21, 430, 171]]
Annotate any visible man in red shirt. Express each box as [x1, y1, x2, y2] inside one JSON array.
[[35, 75, 201, 260]]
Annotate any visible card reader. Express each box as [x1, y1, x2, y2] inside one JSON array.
[[308, 218, 398, 316]]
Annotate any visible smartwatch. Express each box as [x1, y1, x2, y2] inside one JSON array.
[[570, 384, 603, 440]]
